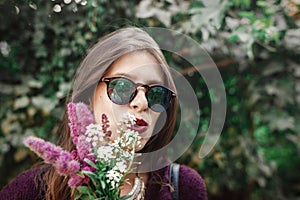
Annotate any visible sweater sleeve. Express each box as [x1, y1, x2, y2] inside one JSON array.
[[178, 165, 207, 200], [0, 167, 43, 200]]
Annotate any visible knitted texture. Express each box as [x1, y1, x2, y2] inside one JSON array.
[[0, 164, 207, 200], [145, 164, 207, 200], [0, 167, 44, 200]]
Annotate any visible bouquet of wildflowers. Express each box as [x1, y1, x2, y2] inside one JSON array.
[[24, 102, 141, 200]]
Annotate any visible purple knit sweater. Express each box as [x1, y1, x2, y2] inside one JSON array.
[[0, 164, 207, 200]]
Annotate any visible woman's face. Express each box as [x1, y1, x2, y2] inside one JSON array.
[[93, 51, 164, 152]]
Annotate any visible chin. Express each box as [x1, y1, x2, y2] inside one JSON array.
[[135, 146, 144, 153], [135, 141, 147, 153]]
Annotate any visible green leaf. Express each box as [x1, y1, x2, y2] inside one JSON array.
[[84, 158, 98, 169], [228, 35, 239, 42], [238, 11, 255, 21], [100, 180, 106, 190], [81, 194, 92, 200], [74, 194, 82, 200], [190, 1, 204, 9], [77, 171, 85, 178], [77, 186, 91, 194]]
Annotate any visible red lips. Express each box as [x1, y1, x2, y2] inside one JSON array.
[[131, 118, 148, 134], [135, 118, 148, 126]]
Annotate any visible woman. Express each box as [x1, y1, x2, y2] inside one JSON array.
[[0, 27, 207, 200]]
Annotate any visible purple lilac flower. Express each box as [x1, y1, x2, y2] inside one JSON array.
[[24, 136, 62, 163], [67, 103, 79, 139], [56, 151, 71, 175], [75, 102, 94, 134], [67, 161, 96, 188], [65, 160, 81, 175], [24, 136, 80, 176], [68, 174, 86, 187], [76, 135, 93, 161], [82, 164, 97, 173], [67, 102, 94, 146], [101, 114, 112, 137], [71, 150, 79, 160]]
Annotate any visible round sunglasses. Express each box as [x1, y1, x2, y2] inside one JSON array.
[[101, 77, 176, 112]]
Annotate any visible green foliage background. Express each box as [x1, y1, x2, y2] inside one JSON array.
[[0, 0, 299, 199]]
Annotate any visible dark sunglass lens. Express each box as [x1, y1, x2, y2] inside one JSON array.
[[108, 78, 135, 104], [147, 86, 172, 112]]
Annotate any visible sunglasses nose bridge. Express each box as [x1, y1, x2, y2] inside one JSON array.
[[136, 85, 148, 92], [129, 87, 149, 112]]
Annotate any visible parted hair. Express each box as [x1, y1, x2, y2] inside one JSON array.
[[41, 27, 178, 199]]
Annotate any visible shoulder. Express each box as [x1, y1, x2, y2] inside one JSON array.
[[0, 165, 45, 200], [177, 164, 207, 200]]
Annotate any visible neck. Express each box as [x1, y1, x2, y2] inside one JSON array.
[[120, 172, 149, 197]]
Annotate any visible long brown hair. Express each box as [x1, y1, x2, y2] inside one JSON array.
[[42, 27, 178, 199]]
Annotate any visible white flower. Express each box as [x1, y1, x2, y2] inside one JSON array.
[[85, 124, 104, 138], [84, 124, 105, 148], [97, 146, 115, 162], [123, 113, 136, 125], [106, 169, 122, 188], [93, 135, 98, 141], [119, 149, 131, 159], [86, 137, 92, 143], [114, 161, 127, 173], [92, 141, 97, 148], [117, 112, 136, 132]]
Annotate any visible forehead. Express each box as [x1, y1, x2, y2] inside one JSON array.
[[105, 52, 164, 84]]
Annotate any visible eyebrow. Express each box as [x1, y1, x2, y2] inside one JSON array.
[[110, 72, 164, 85]]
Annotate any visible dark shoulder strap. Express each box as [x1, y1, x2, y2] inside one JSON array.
[[169, 163, 180, 200]]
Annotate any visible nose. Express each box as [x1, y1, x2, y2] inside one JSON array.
[[129, 87, 148, 112]]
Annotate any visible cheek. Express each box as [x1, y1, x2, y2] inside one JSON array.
[[93, 84, 115, 126], [150, 112, 167, 137], [93, 85, 106, 123], [152, 114, 161, 129], [93, 84, 126, 139]]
